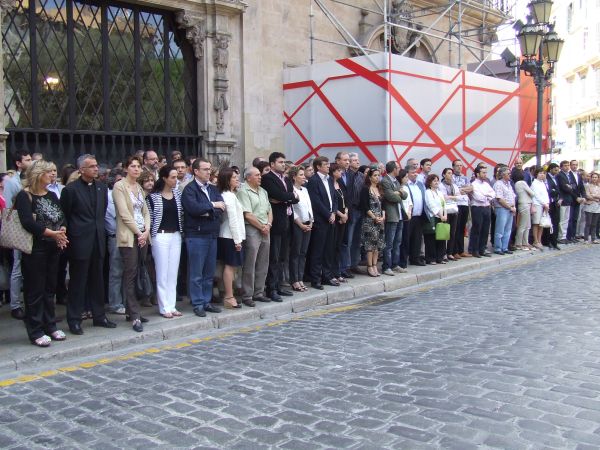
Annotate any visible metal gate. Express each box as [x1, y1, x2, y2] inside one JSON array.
[[2, 0, 200, 166]]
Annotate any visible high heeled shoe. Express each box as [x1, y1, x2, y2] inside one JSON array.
[[224, 296, 241, 309]]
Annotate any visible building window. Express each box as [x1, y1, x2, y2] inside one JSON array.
[[567, 3, 573, 32], [581, 74, 587, 97]]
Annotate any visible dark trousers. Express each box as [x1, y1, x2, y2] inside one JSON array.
[[326, 221, 346, 278], [542, 202, 560, 247], [424, 230, 446, 263], [289, 223, 311, 283], [67, 241, 106, 326], [567, 203, 580, 239], [399, 219, 411, 268], [120, 240, 148, 321], [21, 241, 60, 342], [56, 251, 68, 302], [446, 213, 458, 256], [308, 221, 335, 283], [455, 205, 469, 254], [177, 240, 188, 297], [408, 215, 425, 264], [469, 206, 491, 254], [267, 232, 288, 293]]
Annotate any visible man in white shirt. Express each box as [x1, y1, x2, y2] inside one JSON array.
[[405, 166, 427, 266], [468, 165, 495, 258], [451, 159, 473, 257]]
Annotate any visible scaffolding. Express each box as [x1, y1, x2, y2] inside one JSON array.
[[309, 0, 518, 75]]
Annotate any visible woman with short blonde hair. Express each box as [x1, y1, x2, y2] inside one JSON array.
[[15, 160, 68, 347]]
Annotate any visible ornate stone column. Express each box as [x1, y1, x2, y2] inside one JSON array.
[[176, 1, 246, 166], [0, 0, 15, 171]]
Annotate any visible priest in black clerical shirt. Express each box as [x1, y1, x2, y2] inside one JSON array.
[[60, 154, 116, 335]]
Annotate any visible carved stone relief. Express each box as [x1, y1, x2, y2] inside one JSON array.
[[175, 10, 206, 59]]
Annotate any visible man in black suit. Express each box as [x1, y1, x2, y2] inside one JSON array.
[[306, 156, 338, 289], [335, 151, 355, 279], [568, 160, 586, 241], [556, 160, 577, 244], [61, 154, 116, 335], [261, 152, 299, 301], [543, 163, 561, 249]]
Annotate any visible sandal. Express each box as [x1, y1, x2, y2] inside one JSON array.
[[292, 283, 304, 292], [224, 296, 241, 309], [161, 312, 173, 319], [32, 335, 51, 347], [172, 310, 183, 317], [338, 277, 346, 283], [50, 330, 66, 341], [367, 265, 377, 278]]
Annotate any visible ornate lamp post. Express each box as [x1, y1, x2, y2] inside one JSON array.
[[516, 0, 564, 167]]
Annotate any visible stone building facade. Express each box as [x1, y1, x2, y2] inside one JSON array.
[[0, 0, 505, 170]]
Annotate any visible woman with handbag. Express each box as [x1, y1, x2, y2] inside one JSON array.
[[531, 168, 550, 249], [147, 165, 184, 318], [514, 171, 537, 250], [113, 156, 151, 333], [439, 168, 460, 261], [424, 174, 448, 265], [15, 160, 69, 347], [217, 167, 245, 309], [359, 167, 385, 277], [583, 172, 600, 244]]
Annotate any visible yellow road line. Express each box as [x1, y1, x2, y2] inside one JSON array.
[[0, 246, 580, 389]]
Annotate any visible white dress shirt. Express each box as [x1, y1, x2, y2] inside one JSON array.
[[292, 185, 313, 223], [317, 171, 332, 210]]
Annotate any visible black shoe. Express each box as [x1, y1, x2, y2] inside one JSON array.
[[277, 289, 293, 297], [554, 245, 561, 250], [410, 259, 426, 266], [204, 304, 222, 313], [481, 252, 492, 257], [69, 323, 84, 335], [10, 307, 25, 320], [504, 250, 514, 254], [126, 315, 148, 323], [493, 251, 505, 255], [323, 279, 340, 286], [254, 296, 271, 303], [243, 299, 256, 307], [472, 252, 481, 258], [341, 271, 354, 279], [132, 320, 143, 332], [193, 307, 206, 317], [93, 318, 117, 328], [312, 283, 324, 290], [269, 291, 283, 302]]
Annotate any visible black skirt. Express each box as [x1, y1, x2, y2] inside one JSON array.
[[217, 237, 243, 267]]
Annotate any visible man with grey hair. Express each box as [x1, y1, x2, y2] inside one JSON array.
[[493, 166, 516, 255], [61, 154, 115, 335], [236, 166, 273, 307], [347, 152, 364, 274]]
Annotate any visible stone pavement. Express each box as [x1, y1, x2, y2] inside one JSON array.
[[0, 244, 583, 376], [1, 246, 600, 448]]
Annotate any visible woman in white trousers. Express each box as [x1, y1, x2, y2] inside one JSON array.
[[147, 165, 184, 318]]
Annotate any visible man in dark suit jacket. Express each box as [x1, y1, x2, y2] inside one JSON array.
[[335, 151, 355, 278], [181, 158, 225, 317], [543, 163, 561, 249], [568, 160, 586, 240], [61, 154, 115, 335], [556, 160, 577, 243], [261, 152, 299, 301], [306, 156, 338, 289]]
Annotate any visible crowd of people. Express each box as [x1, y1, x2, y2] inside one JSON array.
[[0, 149, 597, 347]]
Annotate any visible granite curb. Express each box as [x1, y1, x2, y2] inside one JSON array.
[[0, 244, 585, 376]]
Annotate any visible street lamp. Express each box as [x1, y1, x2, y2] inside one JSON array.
[[514, 0, 564, 167]]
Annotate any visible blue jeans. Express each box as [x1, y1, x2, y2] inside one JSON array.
[[186, 237, 217, 309], [383, 221, 403, 270], [494, 208, 513, 252]]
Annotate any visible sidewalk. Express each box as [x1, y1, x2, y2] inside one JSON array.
[[0, 244, 586, 376]]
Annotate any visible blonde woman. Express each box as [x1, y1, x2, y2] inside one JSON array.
[[113, 156, 151, 333], [15, 160, 68, 347]]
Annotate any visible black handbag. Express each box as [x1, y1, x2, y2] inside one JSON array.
[[422, 215, 436, 235], [135, 255, 154, 299]]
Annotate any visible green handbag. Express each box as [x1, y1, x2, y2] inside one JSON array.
[[435, 222, 450, 241]]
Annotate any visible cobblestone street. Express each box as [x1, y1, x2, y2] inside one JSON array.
[[2, 246, 600, 449]]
